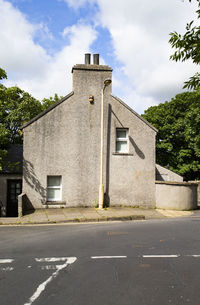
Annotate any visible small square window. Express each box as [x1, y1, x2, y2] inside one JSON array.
[[47, 176, 62, 201], [116, 128, 129, 153]]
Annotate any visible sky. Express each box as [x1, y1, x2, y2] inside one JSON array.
[[0, 0, 198, 114]]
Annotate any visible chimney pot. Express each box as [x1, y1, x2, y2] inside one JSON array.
[[85, 53, 91, 64], [93, 54, 99, 65]]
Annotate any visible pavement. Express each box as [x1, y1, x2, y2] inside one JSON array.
[[1, 206, 200, 225]]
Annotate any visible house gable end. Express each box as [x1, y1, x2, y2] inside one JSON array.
[[22, 91, 74, 129], [111, 95, 157, 133]]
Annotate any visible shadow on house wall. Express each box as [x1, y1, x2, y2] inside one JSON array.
[[23, 159, 46, 210], [129, 136, 145, 160]]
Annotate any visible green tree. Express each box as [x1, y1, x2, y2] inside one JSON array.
[[0, 68, 9, 168], [0, 67, 61, 169], [0, 69, 42, 169], [0, 86, 43, 144], [41, 93, 61, 110], [0, 68, 7, 80], [142, 91, 200, 180], [169, 0, 200, 89]]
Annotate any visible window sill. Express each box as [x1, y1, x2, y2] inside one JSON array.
[[45, 201, 66, 205], [112, 153, 133, 156]]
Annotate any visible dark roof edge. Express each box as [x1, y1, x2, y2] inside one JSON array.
[[0, 172, 22, 175], [111, 95, 158, 133], [22, 91, 74, 129]]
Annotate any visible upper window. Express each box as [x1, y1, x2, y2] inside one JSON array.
[[47, 176, 62, 201], [116, 128, 129, 153]]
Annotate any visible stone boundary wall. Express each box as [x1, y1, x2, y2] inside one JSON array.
[[18, 193, 34, 216], [18, 193, 25, 217], [156, 181, 198, 211], [189, 181, 200, 206]]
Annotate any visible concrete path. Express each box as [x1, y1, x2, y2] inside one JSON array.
[[0, 207, 200, 225]]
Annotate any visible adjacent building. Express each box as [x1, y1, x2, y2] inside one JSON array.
[[0, 144, 22, 216]]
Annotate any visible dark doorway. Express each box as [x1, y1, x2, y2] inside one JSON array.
[[7, 180, 22, 217]]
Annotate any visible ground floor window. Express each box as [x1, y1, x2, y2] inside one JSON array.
[[47, 176, 62, 201]]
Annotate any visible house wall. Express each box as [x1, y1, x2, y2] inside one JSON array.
[[0, 174, 22, 216], [23, 63, 156, 208], [156, 164, 183, 182], [107, 97, 156, 207]]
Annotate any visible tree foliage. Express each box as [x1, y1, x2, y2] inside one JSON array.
[[0, 69, 60, 169], [0, 68, 7, 80], [41, 93, 61, 110], [0, 85, 43, 143], [169, 0, 200, 90], [142, 91, 200, 180]]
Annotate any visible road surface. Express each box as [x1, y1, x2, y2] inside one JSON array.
[[1, 217, 200, 305]]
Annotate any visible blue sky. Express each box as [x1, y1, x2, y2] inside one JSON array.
[[0, 0, 198, 113]]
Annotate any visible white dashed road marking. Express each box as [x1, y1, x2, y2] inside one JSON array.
[[0, 259, 14, 271], [24, 257, 77, 305], [0, 259, 14, 263], [91, 256, 127, 259], [143, 255, 180, 258]]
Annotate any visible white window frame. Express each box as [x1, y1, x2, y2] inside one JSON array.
[[47, 176, 62, 202], [116, 128, 129, 153]]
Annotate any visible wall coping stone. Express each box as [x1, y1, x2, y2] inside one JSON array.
[[155, 180, 198, 186]]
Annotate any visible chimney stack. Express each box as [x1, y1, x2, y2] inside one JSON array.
[[85, 53, 91, 64], [93, 54, 99, 65]]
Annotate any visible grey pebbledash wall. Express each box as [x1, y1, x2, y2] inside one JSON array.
[[22, 58, 157, 209]]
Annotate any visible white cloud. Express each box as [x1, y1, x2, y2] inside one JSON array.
[[60, 0, 95, 10], [1, 0, 199, 114], [95, 0, 198, 112], [112, 73, 157, 114], [0, 0, 50, 78], [0, 0, 97, 99], [26, 23, 97, 99], [60, 0, 198, 113]]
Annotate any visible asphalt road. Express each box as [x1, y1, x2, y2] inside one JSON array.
[[1, 217, 200, 305]]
